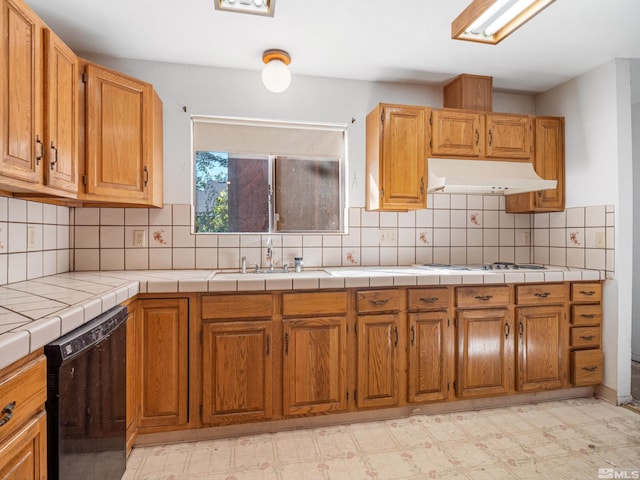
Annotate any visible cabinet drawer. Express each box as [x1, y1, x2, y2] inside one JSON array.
[[283, 291, 347, 316], [408, 288, 449, 311], [570, 326, 601, 348], [357, 290, 400, 313], [0, 355, 46, 445], [201, 294, 272, 320], [571, 305, 602, 325], [456, 286, 509, 308], [515, 283, 567, 305], [571, 349, 603, 386], [571, 283, 602, 302]]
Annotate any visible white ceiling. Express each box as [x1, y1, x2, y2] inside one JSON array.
[[26, 0, 640, 94]]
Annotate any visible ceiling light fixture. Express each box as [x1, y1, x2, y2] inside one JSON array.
[[213, 0, 275, 17], [452, 0, 555, 45], [261, 49, 291, 93]]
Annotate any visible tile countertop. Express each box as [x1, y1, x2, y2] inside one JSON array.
[[0, 266, 605, 370]]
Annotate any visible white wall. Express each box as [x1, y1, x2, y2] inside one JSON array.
[[80, 54, 533, 207], [536, 59, 634, 402], [631, 59, 640, 362]]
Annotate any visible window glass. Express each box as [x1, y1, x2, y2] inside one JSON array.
[[192, 117, 346, 234]]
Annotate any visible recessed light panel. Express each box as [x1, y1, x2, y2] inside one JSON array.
[[214, 0, 275, 17]]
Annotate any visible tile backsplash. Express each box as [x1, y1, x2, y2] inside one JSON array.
[[0, 198, 71, 285], [66, 194, 615, 279]]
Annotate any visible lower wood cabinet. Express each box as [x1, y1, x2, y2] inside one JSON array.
[[201, 321, 273, 425], [0, 353, 47, 480], [407, 311, 450, 403], [356, 314, 400, 408], [456, 308, 514, 398], [136, 298, 189, 432], [516, 306, 564, 391]]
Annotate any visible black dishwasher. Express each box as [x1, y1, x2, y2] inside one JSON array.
[[45, 305, 128, 480]]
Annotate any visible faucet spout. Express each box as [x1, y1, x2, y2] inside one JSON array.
[[266, 237, 274, 271]]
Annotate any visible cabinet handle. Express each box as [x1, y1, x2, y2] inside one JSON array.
[[488, 129, 493, 146], [534, 292, 550, 298], [505, 322, 510, 339], [475, 129, 479, 146], [474, 295, 493, 301], [410, 325, 415, 346], [35, 136, 44, 166], [579, 335, 596, 341], [394, 325, 399, 347], [266, 334, 270, 356], [369, 299, 389, 306], [284, 332, 289, 355], [0, 401, 16, 427], [580, 314, 596, 319], [582, 366, 598, 372], [50, 142, 58, 169], [143, 166, 149, 187], [579, 290, 596, 296], [419, 297, 439, 304], [420, 177, 425, 196], [519, 322, 524, 338]]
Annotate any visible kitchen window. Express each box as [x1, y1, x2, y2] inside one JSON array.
[[192, 116, 346, 234]]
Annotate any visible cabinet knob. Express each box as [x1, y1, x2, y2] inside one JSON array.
[[0, 401, 16, 427]]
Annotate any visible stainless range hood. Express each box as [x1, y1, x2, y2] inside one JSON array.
[[427, 158, 557, 195]]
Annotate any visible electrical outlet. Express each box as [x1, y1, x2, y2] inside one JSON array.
[[27, 226, 36, 248], [378, 229, 397, 245], [133, 230, 146, 247], [595, 231, 606, 248], [521, 231, 531, 246]]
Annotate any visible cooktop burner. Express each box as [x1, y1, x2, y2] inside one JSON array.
[[419, 262, 546, 271]]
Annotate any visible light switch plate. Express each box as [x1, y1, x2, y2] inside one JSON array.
[[379, 229, 397, 245], [27, 226, 36, 248]]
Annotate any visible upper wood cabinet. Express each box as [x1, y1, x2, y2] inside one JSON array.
[[366, 104, 427, 211], [81, 62, 163, 207], [429, 110, 532, 161], [0, 0, 44, 187], [506, 116, 565, 213], [43, 28, 78, 194], [429, 109, 483, 158]]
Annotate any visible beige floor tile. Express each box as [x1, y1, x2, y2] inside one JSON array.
[[275, 433, 318, 464], [312, 429, 360, 459], [351, 426, 398, 452], [440, 440, 501, 468], [505, 458, 568, 479], [364, 450, 417, 479], [466, 464, 518, 480]]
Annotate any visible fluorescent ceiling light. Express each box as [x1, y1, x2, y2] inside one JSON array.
[[214, 0, 275, 17], [452, 0, 555, 44]]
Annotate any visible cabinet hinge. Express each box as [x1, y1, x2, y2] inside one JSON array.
[[82, 174, 87, 185], [429, 139, 432, 149], [447, 382, 450, 391], [81, 72, 87, 83], [447, 318, 450, 327], [380, 188, 384, 199], [354, 390, 358, 401], [381, 111, 384, 122], [429, 112, 433, 125], [453, 381, 457, 391], [346, 391, 349, 402], [354, 323, 358, 335], [453, 317, 458, 328], [346, 323, 349, 334]]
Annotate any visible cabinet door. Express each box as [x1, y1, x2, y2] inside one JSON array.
[[408, 312, 450, 403], [0, 0, 43, 184], [125, 302, 137, 454], [380, 106, 426, 210], [505, 116, 564, 213], [137, 298, 189, 430], [84, 63, 153, 203], [283, 317, 347, 415], [430, 109, 483, 157], [0, 412, 47, 480], [201, 321, 272, 425], [43, 28, 78, 194], [457, 309, 513, 398], [485, 114, 533, 160], [517, 306, 564, 391], [356, 314, 399, 408]]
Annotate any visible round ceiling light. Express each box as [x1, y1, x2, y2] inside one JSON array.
[[261, 49, 291, 93]]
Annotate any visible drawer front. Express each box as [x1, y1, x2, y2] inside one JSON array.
[[571, 349, 603, 386], [456, 286, 509, 308], [571, 283, 602, 303], [201, 294, 272, 320], [515, 283, 567, 305], [408, 288, 449, 311], [0, 355, 46, 445], [283, 291, 347, 316], [357, 290, 401, 313], [570, 326, 601, 348], [571, 305, 602, 326]]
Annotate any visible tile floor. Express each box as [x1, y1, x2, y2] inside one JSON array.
[[124, 397, 640, 480]]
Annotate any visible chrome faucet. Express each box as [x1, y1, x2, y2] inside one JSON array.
[[266, 237, 274, 271]]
